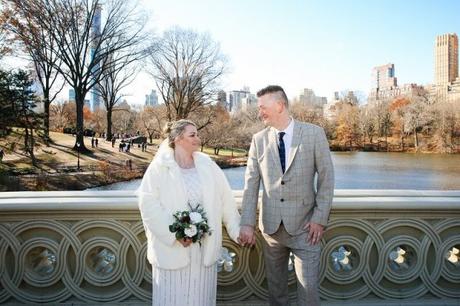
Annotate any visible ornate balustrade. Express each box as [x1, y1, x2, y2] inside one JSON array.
[[0, 190, 459, 305]]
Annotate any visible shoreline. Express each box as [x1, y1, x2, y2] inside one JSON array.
[[0, 155, 247, 192], [1, 149, 459, 192]]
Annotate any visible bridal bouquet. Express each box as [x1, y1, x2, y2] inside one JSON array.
[[169, 203, 211, 245]]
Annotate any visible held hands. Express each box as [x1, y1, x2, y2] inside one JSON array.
[[178, 237, 192, 248], [238, 225, 256, 247], [304, 222, 324, 246]]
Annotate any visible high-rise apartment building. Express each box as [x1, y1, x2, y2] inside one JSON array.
[[369, 63, 423, 103], [228, 89, 250, 113], [369, 63, 398, 101], [89, 5, 102, 112], [434, 33, 458, 86], [298, 88, 327, 107], [145, 90, 158, 107], [372, 63, 397, 90]]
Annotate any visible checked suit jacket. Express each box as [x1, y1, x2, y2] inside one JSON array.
[[241, 120, 335, 235]]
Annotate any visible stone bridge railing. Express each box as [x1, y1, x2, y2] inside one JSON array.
[[0, 190, 459, 305]]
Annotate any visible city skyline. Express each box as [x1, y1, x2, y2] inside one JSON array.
[[122, 0, 459, 105], [3, 1, 459, 105]]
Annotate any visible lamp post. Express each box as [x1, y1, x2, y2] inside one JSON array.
[[76, 142, 80, 171]]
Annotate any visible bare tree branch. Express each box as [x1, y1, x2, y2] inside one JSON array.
[[147, 27, 227, 121]]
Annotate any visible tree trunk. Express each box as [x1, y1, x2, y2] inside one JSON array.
[[43, 96, 51, 146], [30, 127, 36, 166], [24, 126, 36, 167], [74, 90, 88, 152], [106, 109, 113, 141], [414, 128, 419, 151]]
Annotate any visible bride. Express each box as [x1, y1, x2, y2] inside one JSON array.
[[137, 119, 241, 306]]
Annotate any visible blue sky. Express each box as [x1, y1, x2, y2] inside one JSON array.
[[4, 0, 458, 104], [127, 0, 459, 103]]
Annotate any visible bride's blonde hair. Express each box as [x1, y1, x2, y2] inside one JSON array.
[[163, 119, 197, 149]]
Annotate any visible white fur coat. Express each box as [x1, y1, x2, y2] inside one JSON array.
[[137, 142, 240, 269]]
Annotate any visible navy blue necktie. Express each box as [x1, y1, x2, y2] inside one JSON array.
[[278, 132, 286, 173]]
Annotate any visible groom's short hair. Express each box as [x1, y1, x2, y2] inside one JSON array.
[[257, 85, 288, 107]]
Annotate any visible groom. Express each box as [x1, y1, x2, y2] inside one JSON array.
[[238, 85, 334, 306]]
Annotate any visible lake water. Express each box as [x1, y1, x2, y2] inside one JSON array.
[[89, 152, 460, 191]]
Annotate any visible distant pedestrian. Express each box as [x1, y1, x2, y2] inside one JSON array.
[[119, 142, 124, 152], [127, 143, 131, 152], [95, 138, 98, 147], [91, 137, 95, 148], [0, 148, 4, 162], [112, 138, 116, 148]]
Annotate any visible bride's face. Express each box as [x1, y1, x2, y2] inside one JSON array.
[[175, 125, 201, 152]]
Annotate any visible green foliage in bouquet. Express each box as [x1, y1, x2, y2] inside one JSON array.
[[169, 203, 212, 245]]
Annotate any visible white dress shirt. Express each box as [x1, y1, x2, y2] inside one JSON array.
[[274, 118, 294, 168]]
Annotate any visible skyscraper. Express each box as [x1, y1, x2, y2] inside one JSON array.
[[369, 63, 398, 101], [89, 5, 102, 112], [372, 63, 397, 90], [434, 33, 458, 86], [145, 90, 158, 107]]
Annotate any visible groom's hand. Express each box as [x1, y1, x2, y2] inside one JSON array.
[[238, 225, 256, 247], [305, 222, 324, 246]]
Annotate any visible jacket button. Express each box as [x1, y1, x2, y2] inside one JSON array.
[[281, 181, 285, 185], [280, 198, 284, 202]]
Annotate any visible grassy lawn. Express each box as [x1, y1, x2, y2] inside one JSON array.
[[0, 129, 158, 172], [0, 129, 247, 190]]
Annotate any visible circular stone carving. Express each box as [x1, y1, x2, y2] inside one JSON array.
[[388, 245, 416, 273], [88, 247, 116, 275], [26, 247, 56, 277]]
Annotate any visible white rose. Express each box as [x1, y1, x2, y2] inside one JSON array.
[[184, 225, 198, 238], [189, 212, 203, 224]]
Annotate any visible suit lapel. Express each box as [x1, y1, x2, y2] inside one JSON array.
[[268, 127, 283, 175], [285, 120, 302, 174]]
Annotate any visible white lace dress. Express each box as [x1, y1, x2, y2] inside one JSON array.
[[151, 167, 217, 306]]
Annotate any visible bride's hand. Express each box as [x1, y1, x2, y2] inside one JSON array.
[[178, 238, 192, 247]]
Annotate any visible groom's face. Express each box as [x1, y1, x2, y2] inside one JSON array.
[[258, 93, 282, 127]]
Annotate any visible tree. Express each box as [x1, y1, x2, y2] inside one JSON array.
[[147, 27, 227, 121], [359, 106, 376, 145], [404, 89, 436, 151], [0, 69, 41, 165], [431, 100, 459, 153], [15, 0, 148, 152], [194, 105, 230, 154], [373, 100, 393, 151], [389, 97, 411, 150], [49, 101, 76, 132], [335, 102, 361, 150], [290, 102, 326, 127], [87, 108, 107, 136], [137, 105, 168, 143], [112, 102, 136, 136], [0, 12, 12, 59], [95, 41, 146, 141], [3, 0, 65, 145]]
